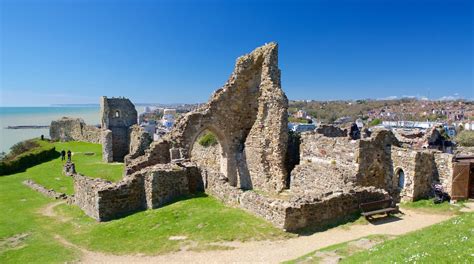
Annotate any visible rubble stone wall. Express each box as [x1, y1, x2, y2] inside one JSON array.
[[100, 97, 137, 162], [125, 125, 153, 163], [145, 163, 203, 208], [282, 187, 387, 231], [299, 132, 359, 164], [127, 43, 288, 193], [73, 163, 203, 221], [50, 117, 101, 143], [101, 130, 113, 163], [434, 153, 454, 196], [73, 174, 110, 220], [356, 130, 399, 191]]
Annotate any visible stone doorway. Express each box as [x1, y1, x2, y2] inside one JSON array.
[[190, 129, 228, 189]]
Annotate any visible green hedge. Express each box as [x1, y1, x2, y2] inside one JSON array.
[[0, 145, 59, 176]]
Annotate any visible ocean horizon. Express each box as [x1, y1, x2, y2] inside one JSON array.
[[0, 106, 101, 153]]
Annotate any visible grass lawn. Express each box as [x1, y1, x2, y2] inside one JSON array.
[[400, 199, 466, 215], [0, 141, 290, 263], [342, 212, 474, 263]]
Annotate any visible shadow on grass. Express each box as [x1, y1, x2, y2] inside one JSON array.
[[100, 192, 209, 222], [0, 149, 60, 176]]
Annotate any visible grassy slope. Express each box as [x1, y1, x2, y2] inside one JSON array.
[[0, 141, 289, 263], [342, 212, 474, 263]]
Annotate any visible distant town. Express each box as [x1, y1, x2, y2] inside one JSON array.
[[130, 98, 473, 146]]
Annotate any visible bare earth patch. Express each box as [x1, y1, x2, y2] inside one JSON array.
[[0, 233, 30, 254], [38, 201, 72, 222]]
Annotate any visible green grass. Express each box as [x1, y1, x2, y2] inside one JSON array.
[[0, 141, 290, 263], [341, 212, 474, 263], [400, 199, 466, 215]]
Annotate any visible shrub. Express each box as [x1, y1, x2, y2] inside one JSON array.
[[8, 140, 40, 158], [198, 132, 218, 147], [455, 130, 474, 147], [0, 139, 59, 176]]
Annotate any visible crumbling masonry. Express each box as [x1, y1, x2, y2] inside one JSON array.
[[69, 43, 456, 231]]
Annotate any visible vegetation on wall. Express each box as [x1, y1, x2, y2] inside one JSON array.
[[288, 117, 309, 124], [198, 131, 218, 147], [369, 118, 382, 127]]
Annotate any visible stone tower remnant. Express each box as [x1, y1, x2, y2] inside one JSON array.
[[100, 96, 138, 162]]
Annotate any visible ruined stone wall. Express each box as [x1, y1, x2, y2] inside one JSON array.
[[299, 132, 359, 164], [125, 125, 152, 163], [315, 125, 347, 137], [73, 163, 202, 221], [127, 43, 288, 193], [390, 146, 418, 201], [434, 152, 454, 196], [290, 162, 358, 194], [101, 130, 113, 163], [100, 97, 137, 162], [190, 134, 223, 190], [238, 186, 387, 231], [356, 130, 399, 191], [145, 163, 203, 208], [73, 174, 110, 220], [50, 117, 101, 143]]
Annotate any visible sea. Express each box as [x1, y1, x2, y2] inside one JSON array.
[[0, 106, 152, 154], [1, 107, 106, 154]]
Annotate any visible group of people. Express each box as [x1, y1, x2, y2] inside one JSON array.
[[61, 150, 72, 162]]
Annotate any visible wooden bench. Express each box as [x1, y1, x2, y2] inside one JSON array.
[[359, 198, 399, 219]]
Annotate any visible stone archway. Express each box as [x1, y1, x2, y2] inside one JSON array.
[[189, 128, 233, 189], [127, 43, 289, 194]]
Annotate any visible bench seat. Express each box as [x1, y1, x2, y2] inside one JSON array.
[[361, 207, 398, 216]]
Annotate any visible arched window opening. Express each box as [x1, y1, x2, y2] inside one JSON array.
[[397, 169, 405, 189], [115, 110, 120, 118]]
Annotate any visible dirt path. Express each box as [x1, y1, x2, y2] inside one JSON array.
[[38, 201, 72, 222], [50, 209, 453, 263]]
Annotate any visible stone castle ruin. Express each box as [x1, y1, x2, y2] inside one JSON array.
[[50, 97, 151, 163], [55, 43, 463, 231]]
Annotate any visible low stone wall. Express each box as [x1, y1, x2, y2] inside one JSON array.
[[50, 117, 101, 143], [23, 179, 69, 200], [73, 162, 203, 221], [73, 174, 112, 220], [282, 187, 387, 231], [145, 163, 203, 208], [238, 186, 387, 231]]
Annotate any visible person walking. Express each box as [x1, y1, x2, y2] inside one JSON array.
[[61, 150, 66, 161], [67, 150, 72, 162]]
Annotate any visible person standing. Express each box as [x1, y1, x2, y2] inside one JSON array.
[[67, 150, 72, 162], [61, 150, 66, 161]]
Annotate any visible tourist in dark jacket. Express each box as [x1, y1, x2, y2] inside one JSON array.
[[61, 150, 66, 161], [67, 150, 72, 162]]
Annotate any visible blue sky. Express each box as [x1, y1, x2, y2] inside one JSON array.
[[1, 0, 472, 106]]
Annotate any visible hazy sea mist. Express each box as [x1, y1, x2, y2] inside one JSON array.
[[0, 107, 101, 153]]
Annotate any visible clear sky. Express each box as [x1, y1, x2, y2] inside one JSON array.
[[1, 0, 472, 106]]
